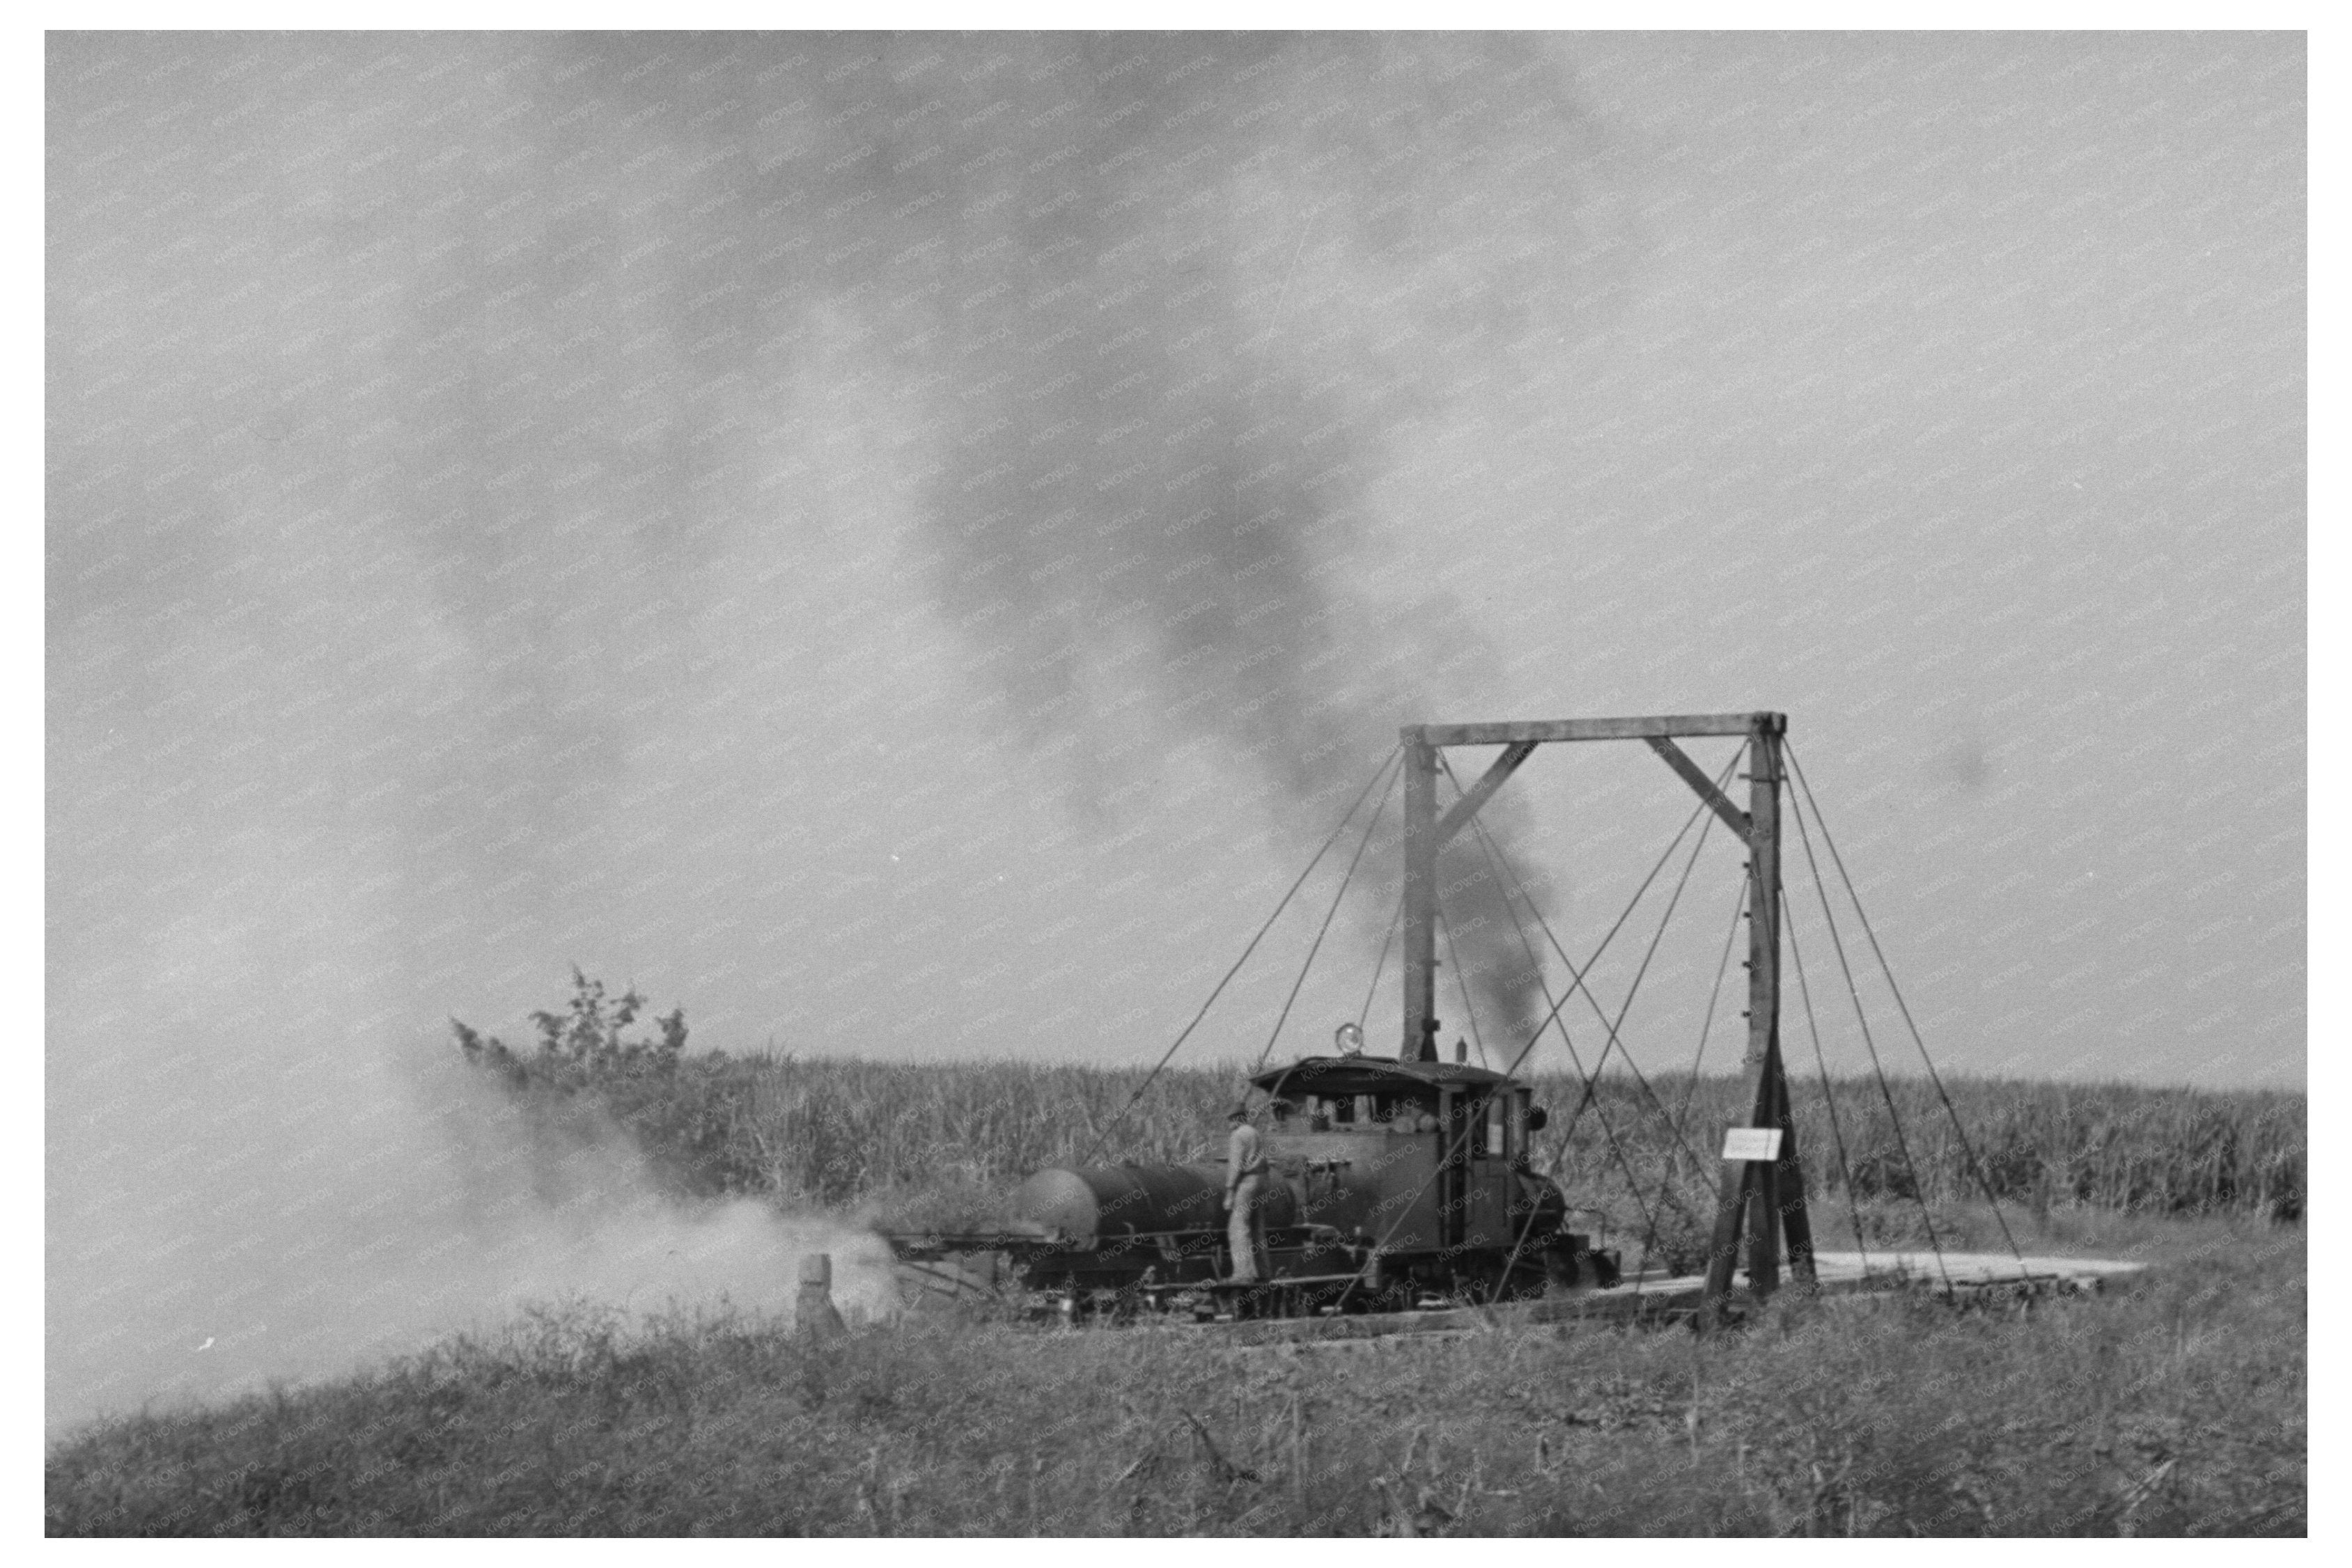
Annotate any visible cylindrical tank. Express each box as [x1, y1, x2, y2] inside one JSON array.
[[1011, 1163, 1298, 1245]]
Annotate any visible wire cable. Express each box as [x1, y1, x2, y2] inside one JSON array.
[[1600, 879, 1750, 1307], [1428, 753, 1737, 1299], [1467, 775, 1732, 1294], [1252, 753, 1404, 1072], [1672, 878, 1753, 1138], [1330, 774, 1734, 1312], [1547, 785, 1727, 1170], [1466, 813, 1674, 1300], [1785, 742, 2030, 1278], [1779, 764, 1952, 1292], [1440, 755, 1712, 1214], [1466, 743, 1744, 1182], [1450, 748, 1736, 1140], [1784, 880, 1869, 1274], [1356, 894, 1401, 1035], [1437, 902, 1490, 1069], [1583, 797, 1736, 1285], [1080, 744, 1402, 1166]]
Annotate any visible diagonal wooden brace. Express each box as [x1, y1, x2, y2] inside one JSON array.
[[1435, 741, 1538, 846], [1644, 736, 1749, 840]]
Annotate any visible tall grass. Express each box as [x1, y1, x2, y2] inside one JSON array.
[[1564, 1073, 2307, 1218], [1527, 1071, 2304, 1271], [468, 1041, 2305, 1237], [455, 973, 2304, 1234], [47, 1214, 2306, 1535]]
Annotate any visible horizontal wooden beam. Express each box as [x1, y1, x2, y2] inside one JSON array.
[[1643, 735, 1750, 840], [1436, 740, 1537, 846], [1410, 713, 1781, 747]]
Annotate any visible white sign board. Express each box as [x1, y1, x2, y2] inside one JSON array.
[[1721, 1127, 1784, 1162]]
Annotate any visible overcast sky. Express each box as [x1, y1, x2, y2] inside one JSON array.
[[46, 32, 2303, 1420]]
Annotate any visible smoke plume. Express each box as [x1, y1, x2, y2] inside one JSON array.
[[733, 34, 1623, 1047], [49, 33, 1626, 1429]]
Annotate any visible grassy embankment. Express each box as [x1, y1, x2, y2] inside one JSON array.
[[48, 993, 2305, 1535], [47, 1207, 2303, 1535]]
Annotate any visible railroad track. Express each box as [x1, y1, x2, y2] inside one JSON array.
[[887, 1249, 2151, 1343]]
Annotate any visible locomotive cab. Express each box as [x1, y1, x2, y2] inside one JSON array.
[[1247, 1054, 1601, 1301]]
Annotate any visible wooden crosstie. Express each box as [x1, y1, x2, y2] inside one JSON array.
[[1396, 712, 1814, 1327]]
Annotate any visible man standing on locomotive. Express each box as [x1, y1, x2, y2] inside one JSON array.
[[1224, 1101, 1271, 1283]]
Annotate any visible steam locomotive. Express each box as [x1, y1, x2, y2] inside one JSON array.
[[891, 1048, 1620, 1321]]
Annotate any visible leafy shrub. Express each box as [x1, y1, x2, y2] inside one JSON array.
[[453, 967, 686, 1078]]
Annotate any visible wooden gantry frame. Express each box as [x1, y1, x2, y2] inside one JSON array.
[[1398, 712, 1815, 1321]]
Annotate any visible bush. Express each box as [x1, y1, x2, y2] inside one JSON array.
[[453, 967, 687, 1077]]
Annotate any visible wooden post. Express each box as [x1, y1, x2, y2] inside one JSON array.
[[797, 1252, 847, 1341], [1752, 719, 1814, 1289], [1745, 719, 1784, 1295], [1401, 730, 1440, 1063], [1701, 714, 1811, 1326], [1699, 1113, 1756, 1328], [1747, 719, 1782, 1095]]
